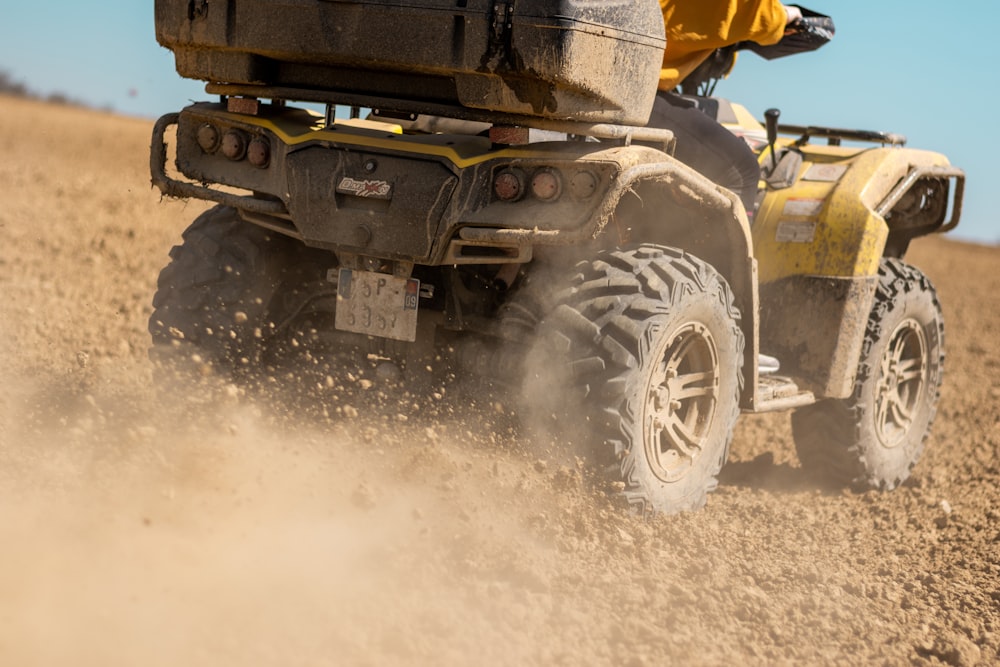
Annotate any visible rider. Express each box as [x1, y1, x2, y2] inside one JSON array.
[[650, 1, 804, 216]]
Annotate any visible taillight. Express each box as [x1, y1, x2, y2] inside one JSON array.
[[221, 130, 248, 161], [247, 137, 270, 168], [494, 168, 526, 202], [569, 170, 598, 199], [196, 123, 220, 153], [530, 169, 561, 201]]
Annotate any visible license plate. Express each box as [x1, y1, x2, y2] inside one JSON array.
[[334, 268, 420, 342]]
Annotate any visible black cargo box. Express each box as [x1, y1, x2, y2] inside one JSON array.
[[155, 0, 666, 126]]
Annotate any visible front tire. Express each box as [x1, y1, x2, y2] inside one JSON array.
[[524, 245, 745, 514], [792, 259, 944, 489]]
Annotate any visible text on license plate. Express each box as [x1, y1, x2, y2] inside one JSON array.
[[334, 268, 420, 342]]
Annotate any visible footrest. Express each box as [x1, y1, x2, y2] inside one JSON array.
[[752, 375, 815, 413]]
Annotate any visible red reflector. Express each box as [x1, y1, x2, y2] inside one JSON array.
[[489, 126, 530, 146], [227, 97, 260, 116]]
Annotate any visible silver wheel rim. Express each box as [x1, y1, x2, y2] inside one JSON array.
[[644, 323, 721, 482], [875, 318, 927, 448]]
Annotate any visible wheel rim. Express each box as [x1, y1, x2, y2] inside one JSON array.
[[875, 318, 927, 448], [644, 322, 721, 482]]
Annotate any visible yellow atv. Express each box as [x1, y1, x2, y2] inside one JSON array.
[[149, 0, 964, 513]]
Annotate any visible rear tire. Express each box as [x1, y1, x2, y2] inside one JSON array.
[[792, 259, 944, 489], [148, 205, 303, 377], [524, 245, 745, 514]]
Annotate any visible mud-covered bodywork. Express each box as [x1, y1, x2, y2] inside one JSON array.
[[751, 129, 963, 400], [154, 102, 749, 268], [150, 99, 760, 411]]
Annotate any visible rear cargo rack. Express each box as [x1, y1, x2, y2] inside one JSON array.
[[205, 84, 674, 151]]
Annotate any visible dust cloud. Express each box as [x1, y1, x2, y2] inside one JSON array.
[[2, 94, 999, 666], [0, 352, 590, 667]]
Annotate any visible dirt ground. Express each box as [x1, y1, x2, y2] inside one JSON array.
[[1, 94, 998, 667]]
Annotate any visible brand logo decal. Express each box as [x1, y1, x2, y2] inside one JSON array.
[[337, 177, 393, 199]]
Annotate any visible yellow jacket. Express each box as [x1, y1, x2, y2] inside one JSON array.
[[659, 0, 788, 90]]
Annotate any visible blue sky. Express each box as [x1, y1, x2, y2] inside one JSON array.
[[0, 1, 994, 244]]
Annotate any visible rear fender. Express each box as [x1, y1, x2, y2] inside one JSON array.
[[606, 155, 760, 409]]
